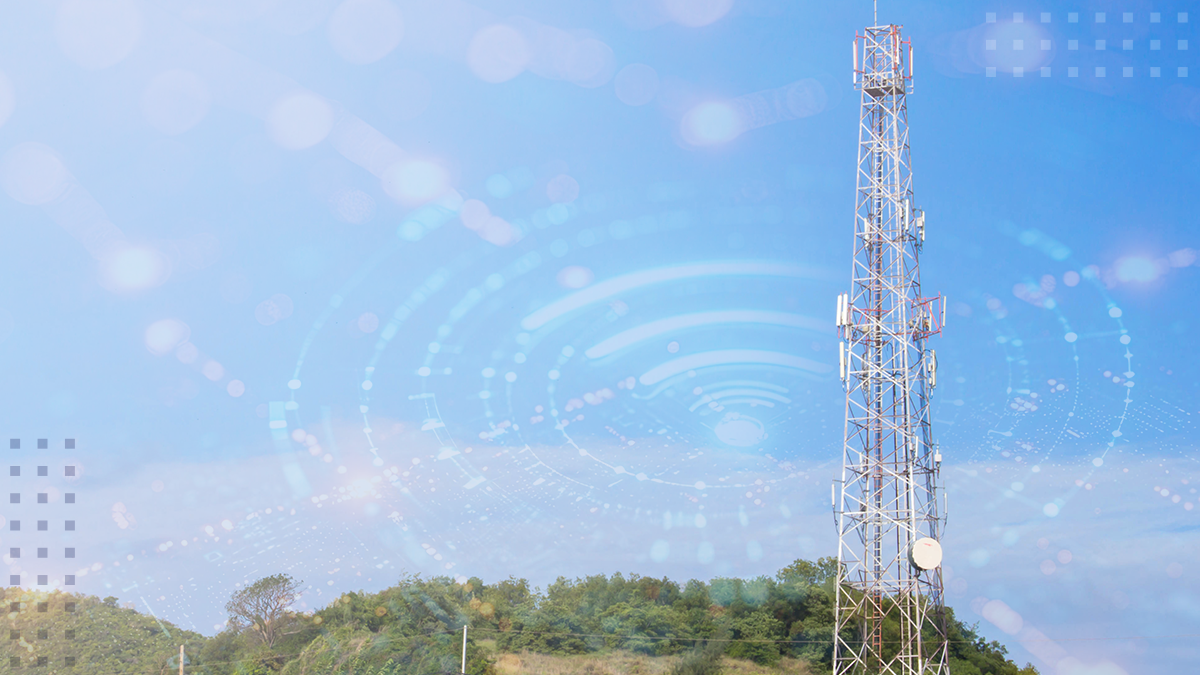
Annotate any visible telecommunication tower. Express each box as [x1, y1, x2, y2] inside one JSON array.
[[832, 19, 950, 675]]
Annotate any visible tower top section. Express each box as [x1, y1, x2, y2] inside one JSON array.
[[853, 25, 912, 97]]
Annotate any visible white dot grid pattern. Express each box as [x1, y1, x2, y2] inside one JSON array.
[[984, 64, 1190, 79], [3, 438, 78, 669], [982, 10, 1195, 80], [2, 442, 78, 581]]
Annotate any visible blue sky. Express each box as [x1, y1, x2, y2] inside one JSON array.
[[0, 1, 1197, 673]]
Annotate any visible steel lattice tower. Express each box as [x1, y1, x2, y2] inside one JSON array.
[[832, 23, 950, 675]]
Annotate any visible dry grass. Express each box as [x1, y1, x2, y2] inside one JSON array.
[[719, 656, 811, 675], [493, 650, 673, 675], [490, 650, 812, 675]]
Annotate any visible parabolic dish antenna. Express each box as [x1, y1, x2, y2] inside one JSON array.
[[909, 537, 943, 570]]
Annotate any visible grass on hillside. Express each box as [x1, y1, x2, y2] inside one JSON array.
[[488, 649, 813, 675]]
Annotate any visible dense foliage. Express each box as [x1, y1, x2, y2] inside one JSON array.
[[0, 588, 205, 674], [0, 559, 1038, 674]]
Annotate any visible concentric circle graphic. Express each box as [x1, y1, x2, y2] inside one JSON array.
[[276, 182, 847, 575]]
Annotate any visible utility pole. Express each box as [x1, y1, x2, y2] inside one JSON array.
[[461, 624, 468, 675], [179, 644, 184, 675], [833, 15, 950, 675]]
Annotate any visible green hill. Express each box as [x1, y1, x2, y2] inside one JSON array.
[[0, 588, 204, 674], [200, 558, 1037, 675], [0, 559, 1039, 675]]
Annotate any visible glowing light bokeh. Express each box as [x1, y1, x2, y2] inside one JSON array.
[[560, 38, 617, 88], [357, 312, 380, 333], [176, 342, 199, 364], [663, 0, 734, 28], [140, 69, 211, 136], [0, 142, 71, 206], [467, 25, 530, 84], [507, 17, 616, 88], [682, 79, 828, 147], [202, 360, 226, 381], [255, 294, 295, 326], [682, 101, 743, 145], [54, 0, 143, 70], [1114, 256, 1160, 283], [99, 245, 171, 291], [381, 159, 450, 205], [328, 0, 404, 65], [478, 216, 515, 245], [0, 70, 13, 129], [1168, 248, 1196, 268], [555, 265, 593, 289], [144, 319, 190, 356], [267, 92, 336, 150], [981, 599, 1023, 635], [545, 174, 579, 203], [459, 199, 490, 230]]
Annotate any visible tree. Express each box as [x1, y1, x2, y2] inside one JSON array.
[[776, 557, 839, 587], [727, 610, 783, 665], [225, 574, 304, 650]]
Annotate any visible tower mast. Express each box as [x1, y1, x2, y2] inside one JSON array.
[[833, 19, 949, 675]]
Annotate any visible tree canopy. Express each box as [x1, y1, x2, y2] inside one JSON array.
[[224, 574, 304, 650]]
